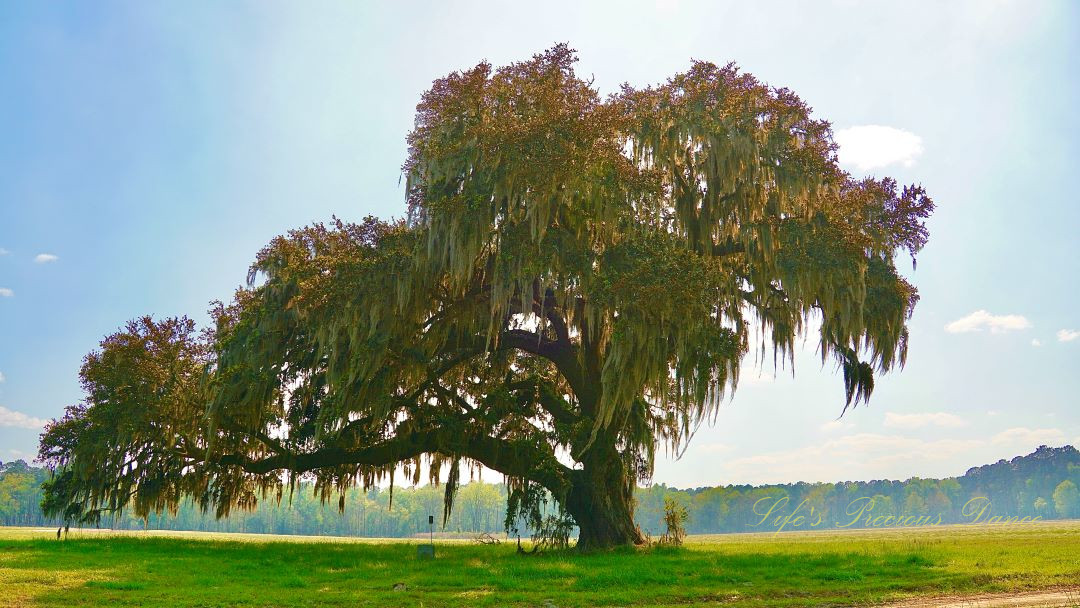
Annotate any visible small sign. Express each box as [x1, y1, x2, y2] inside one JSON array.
[[417, 544, 435, 559]]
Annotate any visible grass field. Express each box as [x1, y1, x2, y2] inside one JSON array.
[[2, 522, 1080, 607]]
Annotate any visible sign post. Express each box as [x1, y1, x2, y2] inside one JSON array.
[[417, 514, 436, 559]]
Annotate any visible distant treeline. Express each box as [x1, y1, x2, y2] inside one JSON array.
[[3, 446, 1078, 537], [636, 445, 1080, 536]]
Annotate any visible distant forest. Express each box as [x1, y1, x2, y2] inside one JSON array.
[[3, 446, 1078, 538]]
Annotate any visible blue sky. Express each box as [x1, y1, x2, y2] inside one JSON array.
[[1, 1, 1077, 487]]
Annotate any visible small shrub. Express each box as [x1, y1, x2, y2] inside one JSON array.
[[659, 497, 688, 546]]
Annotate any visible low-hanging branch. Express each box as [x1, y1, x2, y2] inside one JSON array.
[[215, 428, 571, 493]]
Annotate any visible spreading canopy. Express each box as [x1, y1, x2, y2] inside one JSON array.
[[40, 46, 932, 548]]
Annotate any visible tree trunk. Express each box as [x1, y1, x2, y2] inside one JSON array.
[[565, 445, 645, 550]]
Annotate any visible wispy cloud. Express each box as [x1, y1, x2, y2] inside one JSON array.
[[884, 412, 967, 430], [0, 248, 9, 255], [719, 426, 1069, 485], [741, 372, 776, 387], [721, 433, 982, 484], [820, 419, 855, 432], [6, 449, 37, 463], [1031, 339, 1042, 347], [34, 253, 59, 264], [0, 288, 13, 297], [0, 406, 49, 430], [945, 310, 1031, 334], [1057, 329, 1080, 343], [655, 0, 680, 13], [991, 427, 1065, 447], [0, 371, 5, 383], [834, 125, 924, 171], [696, 442, 734, 455]]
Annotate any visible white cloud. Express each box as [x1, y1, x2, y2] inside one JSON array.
[[944, 310, 1031, 334], [0, 248, 8, 255], [1031, 339, 1042, 347], [34, 253, 58, 264], [834, 125, 924, 171], [722, 433, 982, 484], [991, 427, 1065, 448], [697, 442, 734, 455], [687, 424, 1071, 486], [0, 406, 49, 429], [884, 412, 967, 430], [820, 419, 854, 432], [741, 372, 776, 387], [1057, 329, 1080, 343], [655, 0, 680, 13], [0, 371, 5, 383], [0, 288, 12, 297], [5, 449, 36, 463]]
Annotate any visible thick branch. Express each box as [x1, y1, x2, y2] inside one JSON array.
[[507, 378, 579, 424], [216, 427, 572, 495], [537, 288, 572, 346], [497, 329, 590, 405]]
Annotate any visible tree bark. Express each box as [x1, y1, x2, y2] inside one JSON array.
[[565, 444, 645, 550]]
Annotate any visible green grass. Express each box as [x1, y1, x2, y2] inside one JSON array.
[[2, 522, 1079, 607]]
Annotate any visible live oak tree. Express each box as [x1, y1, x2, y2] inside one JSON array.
[[39, 46, 933, 549]]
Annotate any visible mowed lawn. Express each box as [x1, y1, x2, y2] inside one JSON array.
[[2, 522, 1080, 607]]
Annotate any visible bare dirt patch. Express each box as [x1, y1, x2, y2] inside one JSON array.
[[882, 587, 1080, 607]]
